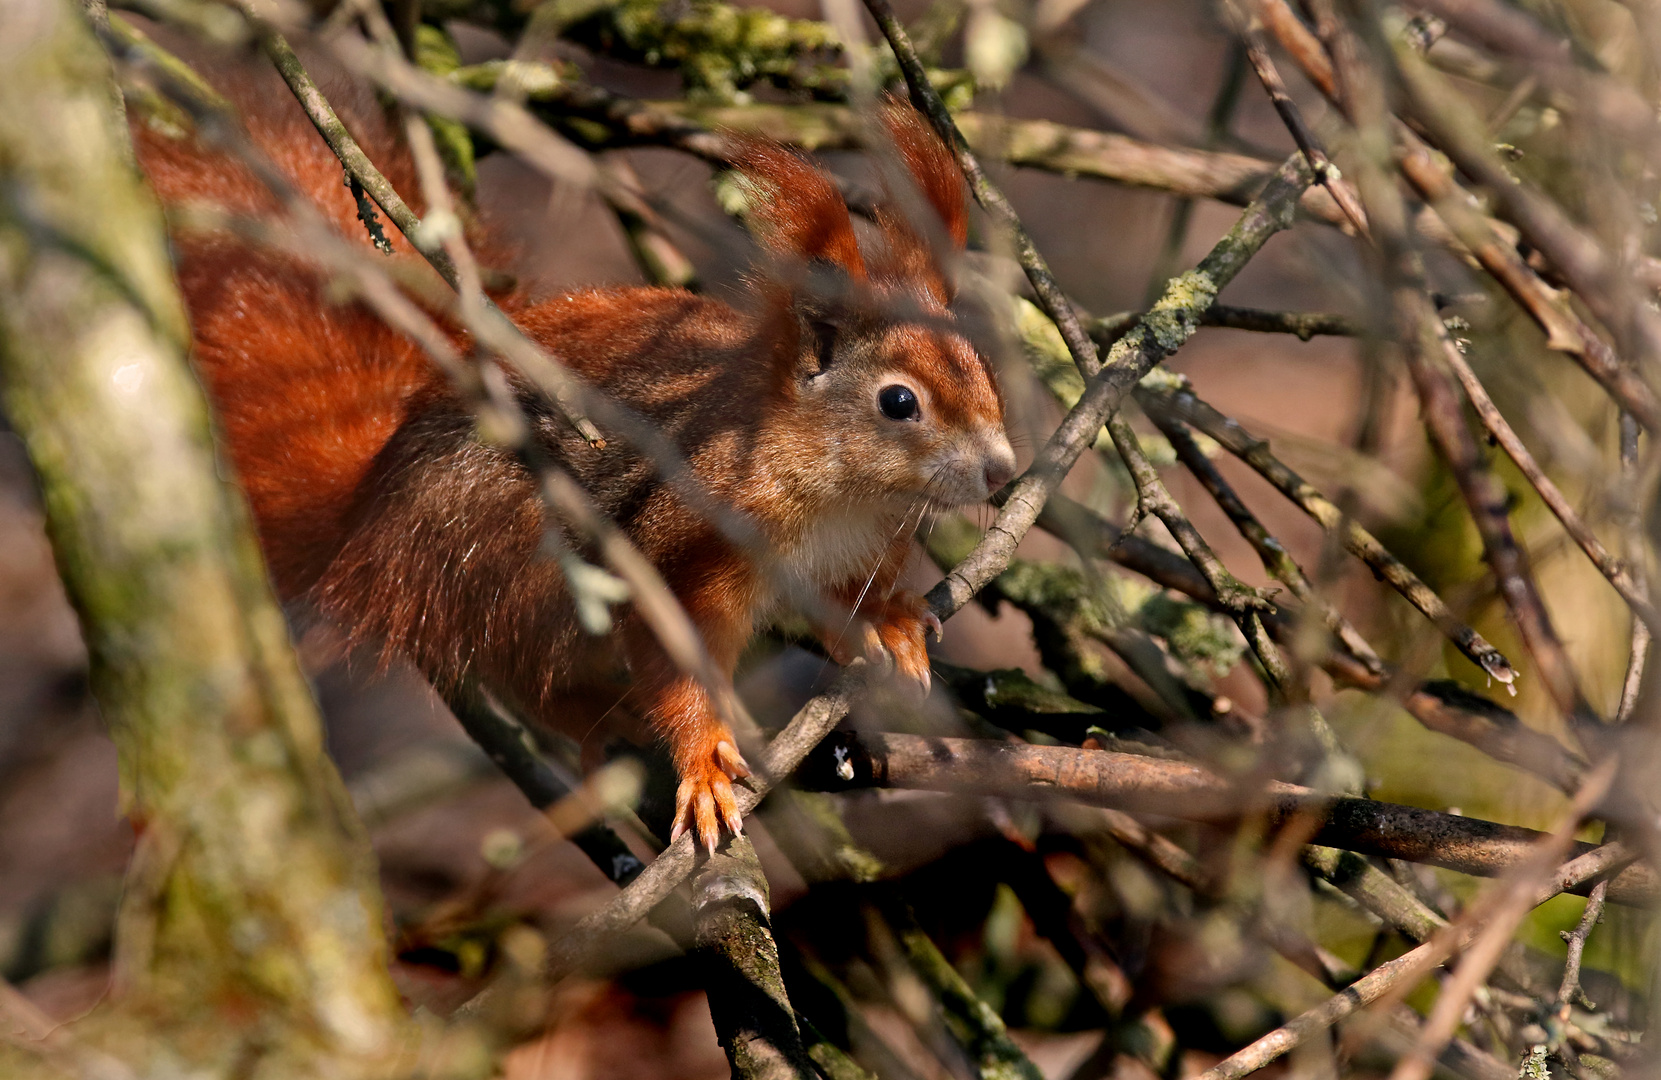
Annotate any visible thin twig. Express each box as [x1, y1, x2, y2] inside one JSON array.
[[1194, 836, 1629, 1080], [1391, 37, 1661, 374], [1154, 411, 1384, 676], [1252, 0, 1661, 430], [1329, 8, 1602, 732], [1224, 0, 1370, 236], [1555, 879, 1608, 1014], [1383, 761, 1618, 1080], [1402, 237, 1601, 731], [1093, 303, 1361, 340], [254, 24, 459, 280], [862, 0, 1102, 380], [927, 153, 1314, 620], [1107, 413, 1291, 694], [1138, 384, 1517, 686], [532, 669, 867, 987], [1434, 328, 1657, 627], [1035, 491, 1587, 791]]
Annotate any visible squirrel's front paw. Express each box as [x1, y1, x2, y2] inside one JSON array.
[[670, 735, 751, 855], [865, 592, 940, 699]]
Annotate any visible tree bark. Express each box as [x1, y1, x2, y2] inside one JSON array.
[[0, 0, 406, 1073]]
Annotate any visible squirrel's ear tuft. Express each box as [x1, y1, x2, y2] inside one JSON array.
[[730, 138, 867, 281], [883, 100, 968, 249], [872, 100, 968, 305]]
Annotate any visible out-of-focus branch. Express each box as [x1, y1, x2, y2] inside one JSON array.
[[601, 154, 698, 289], [1406, 0, 1658, 143], [1224, 0, 1369, 235], [1036, 492, 1588, 792], [1390, 207, 1600, 730], [1201, 804, 1625, 1080], [1436, 332, 1657, 627], [444, 683, 646, 887], [1253, 0, 1661, 429], [1108, 414, 1292, 694], [766, 792, 1047, 1080], [1154, 413, 1384, 676], [1383, 762, 1617, 1080], [1392, 38, 1661, 373], [864, 0, 1102, 383], [0, 0, 406, 1071], [1617, 415, 1650, 723], [649, 96, 1357, 224]]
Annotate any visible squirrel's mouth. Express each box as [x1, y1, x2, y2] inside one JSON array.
[[922, 430, 1018, 508]]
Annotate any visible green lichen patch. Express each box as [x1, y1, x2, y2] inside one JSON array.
[[558, 0, 839, 102], [997, 560, 1241, 675]]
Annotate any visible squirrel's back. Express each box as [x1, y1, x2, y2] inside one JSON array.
[[133, 68, 442, 596]]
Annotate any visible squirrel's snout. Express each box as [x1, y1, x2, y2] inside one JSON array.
[[983, 437, 1016, 496]]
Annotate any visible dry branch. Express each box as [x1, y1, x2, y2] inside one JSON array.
[[928, 152, 1314, 619], [534, 671, 866, 986], [1033, 491, 1588, 791], [1195, 839, 1629, 1080], [798, 733, 1654, 904], [1436, 329, 1656, 626], [1253, 0, 1661, 428], [1135, 384, 1517, 685]]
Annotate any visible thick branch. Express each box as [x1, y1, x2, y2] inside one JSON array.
[[693, 837, 817, 1080], [0, 0, 405, 1070]]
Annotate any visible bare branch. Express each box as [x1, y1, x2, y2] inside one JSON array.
[[800, 733, 1653, 903], [1138, 384, 1517, 686], [927, 153, 1314, 619]]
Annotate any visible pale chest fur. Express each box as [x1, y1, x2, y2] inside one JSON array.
[[759, 505, 902, 618]]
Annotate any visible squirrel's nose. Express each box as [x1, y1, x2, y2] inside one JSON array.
[[984, 441, 1016, 493]]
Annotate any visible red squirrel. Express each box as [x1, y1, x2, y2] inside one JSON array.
[[133, 77, 1015, 851]]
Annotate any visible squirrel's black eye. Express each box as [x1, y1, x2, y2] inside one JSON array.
[[878, 384, 920, 421]]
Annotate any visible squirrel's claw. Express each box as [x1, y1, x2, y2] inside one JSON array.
[[716, 739, 752, 780], [672, 737, 748, 854], [871, 595, 934, 701], [820, 592, 938, 699]]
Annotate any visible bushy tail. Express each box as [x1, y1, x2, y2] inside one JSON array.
[[133, 68, 437, 597]]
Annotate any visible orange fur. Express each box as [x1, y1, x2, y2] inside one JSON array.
[[135, 80, 1012, 851]]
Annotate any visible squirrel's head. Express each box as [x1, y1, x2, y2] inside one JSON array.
[[731, 102, 1015, 511]]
